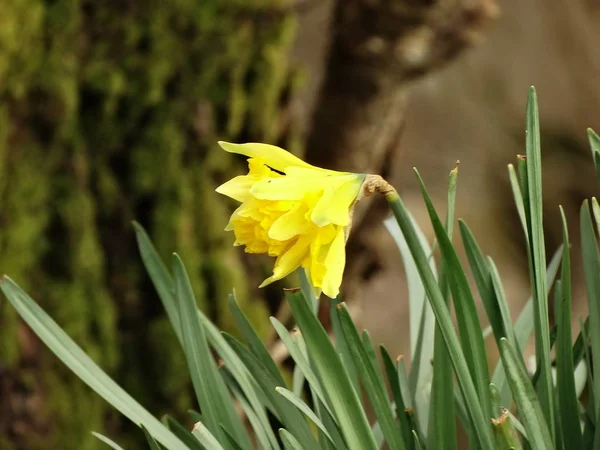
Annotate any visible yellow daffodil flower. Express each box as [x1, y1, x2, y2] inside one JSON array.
[[215, 141, 366, 298]]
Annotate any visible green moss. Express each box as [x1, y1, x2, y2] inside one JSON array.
[[0, 0, 299, 447]]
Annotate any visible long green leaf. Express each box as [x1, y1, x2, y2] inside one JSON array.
[[459, 220, 508, 345], [0, 277, 187, 450], [381, 346, 414, 450], [383, 211, 436, 428], [385, 191, 494, 449], [191, 421, 226, 450], [499, 338, 554, 450], [286, 290, 378, 450], [523, 87, 554, 434], [555, 207, 583, 448], [415, 170, 493, 422], [428, 164, 459, 450], [134, 223, 277, 449], [142, 425, 162, 450], [228, 294, 285, 385], [223, 333, 320, 448], [163, 415, 205, 450], [581, 199, 600, 431], [91, 432, 126, 450], [270, 317, 331, 416], [173, 254, 250, 449], [133, 222, 182, 344], [279, 429, 305, 450], [336, 303, 405, 450], [588, 128, 600, 184], [276, 387, 335, 446]]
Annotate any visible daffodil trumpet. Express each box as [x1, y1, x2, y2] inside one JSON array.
[[216, 142, 394, 298]]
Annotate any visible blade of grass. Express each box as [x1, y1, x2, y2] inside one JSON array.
[[279, 429, 305, 450], [555, 207, 583, 448], [133, 222, 182, 344], [492, 409, 523, 450], [173, 254, 250, 449], [381, 347, 414, 450], [191, 421, 226, 450], [588, 128, 600, 184], [91, 432, 126, 450], [523, 87, 554, 434], [499, 338, 553, 450], [142, 426, 162, 450], [328, 296, 360, 394], [508, 163, 529, 243], [415, 170, 493, 422], [228, 294, 285, 386], [0, 276, 187, 450], [135, 223, 277, 449], [385, 191, 494, 449], [286, 290, 379, 450], [459, 221, 511, 346], [270, 317, 331, 416], [223, 333, 320, 448], [336, 303, 406, 450], [276, 387, 335, 446], [163, 415, 205, 450], [428, 164, 459, 450], [383, 212, 436, 421], [580, 200, 600, 428]]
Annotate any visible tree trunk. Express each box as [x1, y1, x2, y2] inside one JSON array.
[[0, 2, 298, 448], [304, 0, 499, 302]]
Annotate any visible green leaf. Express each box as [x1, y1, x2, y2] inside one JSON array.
[[223, 332, 320, 448], [0, 277, 187, 450], [385, 192, 494, 449], [279, 429, 306, 450], [492, 408, 523, 450], [587, 128, 600, 184], [134, 223, 276, 449], [498, 338, 553, 450], [555, 207, 583, 449], [415, 170, 493, 422], [133, 222, 182, 344], [507, 164, 529, 243], [172, 254, 250, 449], [142, 425, 162, 450], [328, 296, 360, 394], [270, 317, 331, 416], [91, 432, 126, 450], [459, 220, 515, 348], [336, 303, 406, 450], [383, 210, 436, 427], [286, 290, 379, 450], [381, 346, 414, 450], [523, 86, 555, 434], [428, 163, 459, 450], [228, 293, 285, 386], [580, 199, 600, 427], [191, 421, 226, 450], [163, 415, 204, 450], [276, 387, 335, 446]]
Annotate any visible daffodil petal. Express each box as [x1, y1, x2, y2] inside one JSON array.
[[216, 175, 255, 202], [310, 175, 363, 226], [250, 176, 323, 200], [259, 236, 311, 287], [268, 203, 314, 241], [320, 227, 346, 298], [218, 141, 313, 172]]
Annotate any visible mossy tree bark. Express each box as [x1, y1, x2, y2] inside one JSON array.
[[0, 1, 298, 448]]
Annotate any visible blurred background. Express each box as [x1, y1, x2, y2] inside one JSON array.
[[1, 0, 599, 448]]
